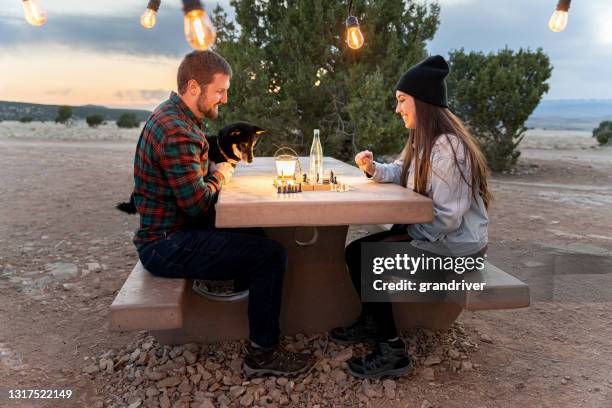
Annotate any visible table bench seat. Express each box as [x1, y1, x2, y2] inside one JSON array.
[[110, 258, 529, 344]]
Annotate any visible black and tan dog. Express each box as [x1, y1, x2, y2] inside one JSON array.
[[116, 122, 266, 214]]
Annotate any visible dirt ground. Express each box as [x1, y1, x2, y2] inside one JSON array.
[[0, 133, 611, 408]]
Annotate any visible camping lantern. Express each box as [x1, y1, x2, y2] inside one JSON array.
[[274, 147, 301, 180]]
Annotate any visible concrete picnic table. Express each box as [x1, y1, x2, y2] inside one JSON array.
[[113, 157, 529, 344], [154, 156, 437, 343]]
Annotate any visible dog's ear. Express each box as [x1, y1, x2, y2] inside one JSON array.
[[253, 126, 266, 136]]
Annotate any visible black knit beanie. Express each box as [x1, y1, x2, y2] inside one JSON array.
[[395, 55, 450, 108]]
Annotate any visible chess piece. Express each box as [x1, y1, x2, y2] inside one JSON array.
[[302, 173, 307, 183], [298, 183, 302, 192], [282, 186, 287, 194], [277, 186, 282, 194]]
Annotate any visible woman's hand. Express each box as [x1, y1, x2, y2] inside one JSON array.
[[355, 150, 376, 176]]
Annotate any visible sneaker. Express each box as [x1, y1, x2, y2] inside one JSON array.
[[242, 344, 314, 378], [347, 340, 412, 379], [329, 314, 380, 344]]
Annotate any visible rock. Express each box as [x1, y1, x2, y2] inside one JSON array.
[[159, 395, 171, 408], [82, 364, 99, 374], [270, 389, 282, 402], [129, 348, 141, 362], [333, 348, 353, 362], [197, 399, 215, 408], [46, 263, 79, 280], [280, 394, 289, 405], [461, 361, 473, 371], [178, 379, 191, 393], [127, 399, 142, 408], [330, 369, 347, 384], [61, 283, 75, 291], [183, 350, 197, 365], [423, 355, 442, 366], [145, 387, 158, 397], [421, 399, 433, 408], [105, 359, 114, 374], [447, 348, 460, 360], [479, 334, 493, 344], [217, 394, 231, 406], [276, 377, 288, 386], [157, 375, 182, 388], [361, 380, 381, 398], [240, 393, 254, 406], [561, 379, 568, 385], [145, 370, 165, 381], [86, 262, 101, 271], [383, 379, 396, 390], [421, 367, 435, 381], [230, 386, 246, 399]]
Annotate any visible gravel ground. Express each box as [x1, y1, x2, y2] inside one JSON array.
[[0, 124, 611, 408]]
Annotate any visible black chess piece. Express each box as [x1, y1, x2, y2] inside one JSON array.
[[298, 183, 302, 193], [302, 173, 307, 183], [277, 186, 282, 194], [282, 186, 287, 194]]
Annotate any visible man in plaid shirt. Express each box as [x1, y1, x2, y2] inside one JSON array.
[[134, 51, 312, 377]]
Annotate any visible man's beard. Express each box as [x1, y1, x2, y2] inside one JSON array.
[[197, 95, 219, 119]]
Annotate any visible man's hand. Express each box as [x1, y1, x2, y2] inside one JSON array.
[[355, 150, 376, 176], [210, 161, 235, 184]]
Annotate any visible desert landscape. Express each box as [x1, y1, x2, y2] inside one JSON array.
[[0, 120, 611, 407]]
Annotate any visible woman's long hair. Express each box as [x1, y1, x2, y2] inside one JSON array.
[[400, 99, 492, 210]]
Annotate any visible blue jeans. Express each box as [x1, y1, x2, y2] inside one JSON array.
[[137, 228, 287, 348]]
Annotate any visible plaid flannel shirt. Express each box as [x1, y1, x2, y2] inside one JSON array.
[[132, 92, 226, 249]]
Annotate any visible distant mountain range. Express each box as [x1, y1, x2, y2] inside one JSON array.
[[0, 101, 151, 122], [1, 99, 610, 131], [526, 99, 612, 131]]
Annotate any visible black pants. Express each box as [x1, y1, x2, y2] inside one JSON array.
[[137, 228, 286, 348], [345, 225, 413, 340]]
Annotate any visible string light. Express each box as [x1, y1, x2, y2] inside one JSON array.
[[549, 0, 571, 32], [182, 0, 216, 50], [140, 0, 161, 29], [22, 0, 46, 26], [345, 0, 364, 50]]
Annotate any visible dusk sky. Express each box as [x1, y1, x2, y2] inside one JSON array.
[[1, 0, 610, 109]]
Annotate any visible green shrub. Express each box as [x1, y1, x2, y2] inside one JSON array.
[[86, 114, 104, 128], [116, 113, 140, 128], [447, 48, 552, 171], [19, 116, 33, 123], [55, 105, 72, 124], [593, 120, 612, 146]]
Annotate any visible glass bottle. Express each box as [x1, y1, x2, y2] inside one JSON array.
[[309, 129, 323, 184]]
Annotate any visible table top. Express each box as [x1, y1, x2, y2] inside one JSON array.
[[215, 156, 433, 227]]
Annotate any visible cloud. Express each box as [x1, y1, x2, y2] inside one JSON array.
[[426, 0, 612, 99], [115, 89, 170, 101], [0, 2, 231, 58], [44, 89, 72, 96]]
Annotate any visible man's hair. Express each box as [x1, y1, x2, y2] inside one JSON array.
[[177, 50, 232, 94]]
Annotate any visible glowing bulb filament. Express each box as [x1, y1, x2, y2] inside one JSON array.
[[184, 9, 216, 50], [140, 8, 157, 29], [347, 26, 364, 50], [548, 10, 569, 32], [22, 0, 47, 27]]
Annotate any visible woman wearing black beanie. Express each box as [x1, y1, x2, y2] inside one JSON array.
[[330, 55, 492, 379]]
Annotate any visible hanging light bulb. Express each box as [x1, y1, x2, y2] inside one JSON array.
[[345, 15, 364, 50], [140, 0, 161, 29], [182, 0, 216, 50], [22, 0, 47, 27], [549, 0, 571, 32]]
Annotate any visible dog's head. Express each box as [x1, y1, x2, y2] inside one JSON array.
[[218, 122, 266, 164]]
